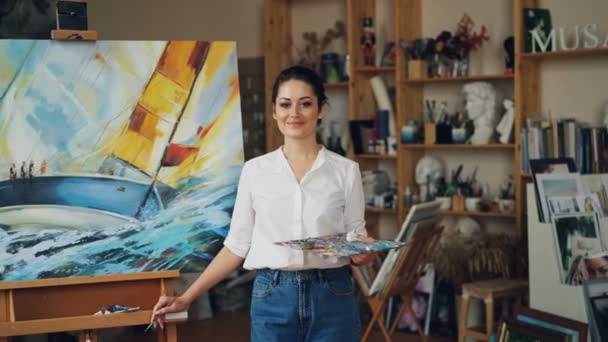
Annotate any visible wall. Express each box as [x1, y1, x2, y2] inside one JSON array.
[[88, 0, 264, 58]]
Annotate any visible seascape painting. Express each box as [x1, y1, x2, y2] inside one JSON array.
[[0, 40, 244, 281]]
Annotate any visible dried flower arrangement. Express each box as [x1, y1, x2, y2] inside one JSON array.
[[454, 14, 490, 52], [292, 20, 346, 71], [431, 230, 525, 287]]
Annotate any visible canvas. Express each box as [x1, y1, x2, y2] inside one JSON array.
[[0, 40, 244, 281], [551, 213, 602, 285], [367, 201, 441, 296], [535, 172, 584, 223]]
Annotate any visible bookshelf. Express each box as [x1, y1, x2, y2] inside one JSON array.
[[264, 0, 523, 239], [401, 73, 514, 84], [395, 0, 520, 238], [515, 0, 608, 245]]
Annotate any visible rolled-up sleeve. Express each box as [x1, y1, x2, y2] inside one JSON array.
[[223, 162, 255, 258], [344, 162, 367, 236]]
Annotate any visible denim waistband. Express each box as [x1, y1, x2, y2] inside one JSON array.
[[256, 265, 350, 283]]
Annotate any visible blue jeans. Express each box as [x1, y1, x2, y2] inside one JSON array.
[[251, 266, 360, 342]]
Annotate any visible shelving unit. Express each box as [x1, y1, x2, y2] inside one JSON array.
[[264, 0, 522, 240], [402, 73, 514, 84], [520, 46, 608, 59], [401, 144, 515, 150], [394, 0, 521, 240], [514, 0, 608, 246]]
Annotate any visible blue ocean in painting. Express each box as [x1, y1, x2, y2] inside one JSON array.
[[0, 166, 239, 281]]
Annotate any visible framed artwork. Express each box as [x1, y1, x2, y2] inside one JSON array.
[[552, 213, 602, 285], [498, 319, 569, 342], [513, 305, 588, 342], [584, 252, 608, 280], [367, 201, 441, 296], [529, 158, 576, 222], [535, 172, 584, 223], [523, 8, 554, 53], [0, 40, 244, 281], [583, 277, 608, 342]]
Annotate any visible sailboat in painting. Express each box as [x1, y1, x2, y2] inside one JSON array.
[[1, 41, 215, 221], [0, 40, 244, 280]]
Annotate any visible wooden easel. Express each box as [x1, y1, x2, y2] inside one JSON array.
[[0, 271, 183, 342], [357, 224, 445, 342]]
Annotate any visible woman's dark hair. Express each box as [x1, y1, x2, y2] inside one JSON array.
[[271, 65, 328, 109]]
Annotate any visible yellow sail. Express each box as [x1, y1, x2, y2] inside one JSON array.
[[112, 41, 209, 175]]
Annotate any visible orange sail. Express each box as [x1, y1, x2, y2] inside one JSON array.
[[163, 144, 199, 167], [111, 41, 209, 175]]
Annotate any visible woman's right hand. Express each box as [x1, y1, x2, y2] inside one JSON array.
[[150, 295, 190, 329]]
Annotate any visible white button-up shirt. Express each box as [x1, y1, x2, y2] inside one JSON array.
[[224, 146, 367, 270]]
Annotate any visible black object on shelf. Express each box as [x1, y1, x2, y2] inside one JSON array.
[[56, 1, 88, 30], [350, 120, 374, 154]]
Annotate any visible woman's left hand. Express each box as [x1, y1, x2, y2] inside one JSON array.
[[351, 253, 375, 266]]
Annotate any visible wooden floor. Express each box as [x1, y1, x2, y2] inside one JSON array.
[[174, 310, 456, 341]]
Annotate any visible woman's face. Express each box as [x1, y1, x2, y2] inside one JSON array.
[[273, 80, 323, 141]]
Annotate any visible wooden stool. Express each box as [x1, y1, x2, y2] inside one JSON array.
[[458, 279, 528, 342]]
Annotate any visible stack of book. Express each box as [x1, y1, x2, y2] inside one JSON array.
[[521, 117, 608, 174]]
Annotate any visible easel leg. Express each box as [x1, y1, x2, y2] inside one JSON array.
[[156, 324, 177, 342], [403, 297, 427, 342], [362, 302, 391, 342], [79, 330, 98, 342], [0, 337, 10, 342]]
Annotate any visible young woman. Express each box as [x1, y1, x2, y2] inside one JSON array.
[[151, 65, 374, 341]]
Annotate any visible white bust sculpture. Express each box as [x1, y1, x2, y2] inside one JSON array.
[[496, 99, 515, 144], [415, 156, 442, 201], [463, 82, 499, 144]]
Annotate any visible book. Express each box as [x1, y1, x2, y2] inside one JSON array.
[[274, 233, 405, 257]]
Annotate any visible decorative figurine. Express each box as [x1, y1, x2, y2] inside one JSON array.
[[462, 82, 498, 144], [496, 99, 515, 144], [360, 17, 376, 66], [415, 156, 443, 201]]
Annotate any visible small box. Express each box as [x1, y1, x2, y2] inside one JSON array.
[[56, 1, 88, 30], [424, 123, 436, 145], [408, 60, 428, 79]]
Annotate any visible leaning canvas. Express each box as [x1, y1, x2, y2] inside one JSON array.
[[0, 40, 244, 281]]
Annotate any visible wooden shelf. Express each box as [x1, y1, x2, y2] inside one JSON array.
[[356, 154, 397, 159], [354, 66, 395, 73], [521, 47, 608, 59], [404, 208, 516, 218], [401, 144, 515, 150], [366, 207, 398, 215], [324, 81, 350, 88], [402, 73, 513, 84]]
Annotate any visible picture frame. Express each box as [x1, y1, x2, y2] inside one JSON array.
[[552, 213, 602, 285], [535, 171, 583, 223], [498, 318, 569, 342], [529, 158, 577, 222], [583, 277, 608, 342], [513, 305, 588, 342], [367, 201, 441, 296]]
